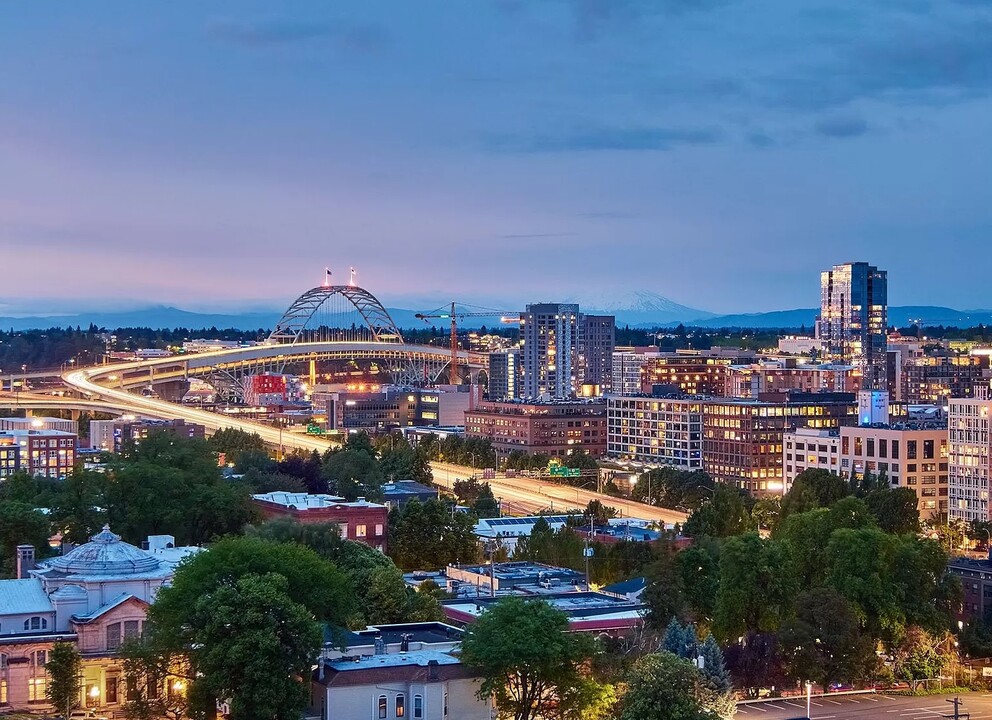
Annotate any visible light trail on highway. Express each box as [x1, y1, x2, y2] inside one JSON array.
[[55, 360, 686, 523]]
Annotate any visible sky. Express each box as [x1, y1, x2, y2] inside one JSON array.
[[3, 0, 992, 315]]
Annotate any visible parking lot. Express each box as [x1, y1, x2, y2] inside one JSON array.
[[736, 692, 992, 719]]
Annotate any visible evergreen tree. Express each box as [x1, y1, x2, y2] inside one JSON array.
[[700, 634, 732, 693]]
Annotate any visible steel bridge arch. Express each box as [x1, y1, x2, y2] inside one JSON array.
[[268, 285, 404, 345]]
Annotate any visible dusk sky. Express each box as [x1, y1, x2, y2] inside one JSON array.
[[3, 1, 992, 315]]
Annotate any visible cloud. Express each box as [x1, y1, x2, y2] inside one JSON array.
[[746, 132, 776, 148], [490, 126, 722, 152], [815, 116, 869, 138], [205, 18, 385, 51]]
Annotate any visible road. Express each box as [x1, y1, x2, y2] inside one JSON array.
[[432, 463, 687, 523], [51, 365, 682, 522], [736, 692, 992, 719]]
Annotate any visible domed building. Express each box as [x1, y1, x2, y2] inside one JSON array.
[[0, 526, 200, 712]]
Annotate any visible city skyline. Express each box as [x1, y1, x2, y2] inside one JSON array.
[[5, 2, 992, 312]]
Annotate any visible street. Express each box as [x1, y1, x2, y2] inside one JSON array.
[[736, 693, 992, 719]]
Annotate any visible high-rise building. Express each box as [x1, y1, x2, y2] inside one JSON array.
[[948, 384, 992, 522], [579, 315, 615, 393], [488, 348, 521, 400], [820, 262, 888, 390], [611, 347, 660, 396], [520, 303, 580, 399]]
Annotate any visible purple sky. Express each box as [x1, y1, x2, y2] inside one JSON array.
[[3, 1, 992, 315]]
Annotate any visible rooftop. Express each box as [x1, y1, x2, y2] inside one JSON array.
[[36, 525, 166, 579], [0, 578, 55, 615], [332, 622, 464, 649], [326, 649, 461, 673], [252, 492, 385, 509]]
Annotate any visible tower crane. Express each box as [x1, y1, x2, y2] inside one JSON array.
[[414, 302, 520, 385]]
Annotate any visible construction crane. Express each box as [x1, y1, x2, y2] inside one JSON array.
[[414, 302, 520, 385]]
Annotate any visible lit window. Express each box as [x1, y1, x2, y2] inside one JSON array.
[[356, 524, 367, 538], [396, 694, 405, 717], [379, 695, 388, 719]]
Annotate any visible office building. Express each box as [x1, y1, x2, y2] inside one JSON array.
[[640, 351, 755, 397], [819, 262, 888, 390], [0, 439, 20, 477], [520, 303, 580, 399], [948, 384, 992, 522], [578, 314, 615, 393], [89, 418, 206, 453], [611, 347, 660, 396], [783, 428, 842, 490], [948, 556, 992, 624], [903, 355, 990, 405], [313, 386, 442, 430], [724, 360, 861, 399], [487, 348, 521, 400], [702, 393, 858, 495], [252, 492, 389, 551], [464, 400, 607, 458], [839, 422, 948, 520], [0, 429, 77, 478], [607, 395, 704, 469]]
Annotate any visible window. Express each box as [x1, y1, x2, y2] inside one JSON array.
[[867, 438, 875, 458], [908, 440, 918, 459], [23, 616, 48, 631], [396, 694, 405, 717], [106, 676, 119, 704], [375, 524, 384, 536], [854, 437, 863, 455], [124, 620, 140, 639], [924, 439, 935, 459], [28, 677, 46, 702], [892, 440, 900, 459], [414, 695, 423, 719], [30, 650, 46, 668], [107, 623, 121, 651], [444, 691, 448, 718], [356, 524, 367, 538], [379, 695, 388, 719], [879, 439, 888, 458]]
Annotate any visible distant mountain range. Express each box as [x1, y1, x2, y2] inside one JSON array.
[[2, 297, 991, 332]]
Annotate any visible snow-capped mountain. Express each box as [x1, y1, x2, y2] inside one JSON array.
[[562, 290, 714, 326]]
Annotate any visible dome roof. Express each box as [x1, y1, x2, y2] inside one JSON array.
[[46, 526, 163, 576]]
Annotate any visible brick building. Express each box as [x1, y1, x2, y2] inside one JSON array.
[[251, 492, 389, 551], [0, 429, 77, 478], [464, 401, 607, 458]]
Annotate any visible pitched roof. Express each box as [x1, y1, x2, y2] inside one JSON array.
[[603, 577, 647, 595], [71, 592, 148, 624], [0, 578, 54, 615]]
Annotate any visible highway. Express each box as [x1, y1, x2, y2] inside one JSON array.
[[51, 361, 682, 522], [736, 691, 992, 719]]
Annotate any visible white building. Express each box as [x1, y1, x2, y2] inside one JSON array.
[[783, 428, 842, 491], [606, 395, 704, 469], [949, 384, 992, 522], [777, 336, 826, 356], [611, 347, 660, 396]]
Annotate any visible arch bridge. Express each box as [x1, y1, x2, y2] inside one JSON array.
[[88, 285, 487, 401]]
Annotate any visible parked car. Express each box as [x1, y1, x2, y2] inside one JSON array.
[[68, 710, 108, 720]]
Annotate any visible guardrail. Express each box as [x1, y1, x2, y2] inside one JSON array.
[[736, 688, 877, 705]]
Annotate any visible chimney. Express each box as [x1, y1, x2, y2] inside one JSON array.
[[374, 635, 386, 656], [16, 544, 36, 579], [427, 659, 440, 681]]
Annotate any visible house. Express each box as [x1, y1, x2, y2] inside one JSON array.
[[310, 622, 488, 720], [252, 492, 389, 551]]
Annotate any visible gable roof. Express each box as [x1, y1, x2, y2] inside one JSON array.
[[603, 577, 647, 596], [71, 593, 148, 624]]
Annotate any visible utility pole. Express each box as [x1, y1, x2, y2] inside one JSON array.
[[805, 682, 811, 719], [946, 696, 968, 720], [584, 513, 594, 591]]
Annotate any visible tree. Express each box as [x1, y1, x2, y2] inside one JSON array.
[[0, 501, 51, 578], [780, 588, 877, 689], [699, 634, 732, 694], [663, 618, 697, 658], [46, 641, 82, 719], [893, 627, 946, 690], [141, 538, 348, 720], [191, 573, 321, 720], [50, 469, 109, 544], [724, 632, 786, 699], [615, 653, 716, 720], [643, 542, 688, 629], [583, 499, 617, 526], [460, 597, 609, 720], [388, 499, 479, 570], [471, 483, 501, 519], [683, 485, 750, 538], [713, 533, 795, 642], [780, 469, 850, 519], [321, 449, 385, 500], [864, 487, 920, 534], [208, 428, 267, 466]]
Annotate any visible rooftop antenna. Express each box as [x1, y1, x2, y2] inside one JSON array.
[[350, 267, 357, 286], [323, 267, 332, 287]]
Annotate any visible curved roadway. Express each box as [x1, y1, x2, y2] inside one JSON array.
[[52, 349, 685, 523]]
